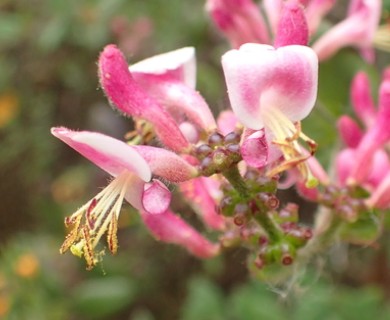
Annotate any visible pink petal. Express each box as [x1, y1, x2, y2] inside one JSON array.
[[222, 44, 318, 130], [180, 177, 225, 230], [274, 1, 309, 48], [130, 75, 217, 131], [305, 0, 336, 35], [130, 47, 196, 88], [216, 110, 239, 135], [98, 44, 189, 152], [140, 209, 220, 258], [337, 115, 363, 148], [51, 127, 151, 181], [142, 180, 171, 214], [179, 122, 199, 143], [124, 175, 146, 212], [132, 145, 198, 183], [336, 148, 355, 186], [206, 0, 270, 47], [241, 129, 268, 168], [350, 71, 376, 127], [350, 72, 390, 183]]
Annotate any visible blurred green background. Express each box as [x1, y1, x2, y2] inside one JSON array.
[[1, 0, 390, 319]]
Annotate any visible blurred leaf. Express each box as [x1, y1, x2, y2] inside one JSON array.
[[72, 276, 136, 318], [181, 276, 225, 320], [294, 283, 388, 320], [229, 281, 286, 320], [340, 211, 382, 245], [38, 17, 69, 52], [0, 14, 25, 47]]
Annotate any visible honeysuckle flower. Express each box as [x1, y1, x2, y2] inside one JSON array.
[[336, 148, 390, 190], [140, 209, 220, 257], [51, 127, 198, 269], [208, 0, 308, 48], [312, 0, 382, 63], [207, 0, 381, 62], [206, 0, 270, 48], [350, 71, 376, 127], [337, 115, 363, 148], [180, 177, 226, 230], [348, 67, 390, 184], [222, 43, 318, 185], [98, 44, 190, 152], [129, 47, 217, 132]]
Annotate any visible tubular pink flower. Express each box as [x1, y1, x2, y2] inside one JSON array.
[[205, 0, 270, 47], [349, 69, 390, 183], [350, 71, 376, 127], [140, 209, 220, 258], [180, 177, 225, 230], [130, 47, 217, 131], [51, 127, 182, 269], [222, 43, 318, 184], [312, 0, 382, 62], [274, 1, 309, 48], [132, 145, 198, 183], [305, 0, 336, 35], [98, 44, 189, 152], [337, 115, 363, 148]]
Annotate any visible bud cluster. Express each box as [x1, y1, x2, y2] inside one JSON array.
[[319, 185, 368, 223], [217, 169, 313, 269], [195, 131, 242, 176]]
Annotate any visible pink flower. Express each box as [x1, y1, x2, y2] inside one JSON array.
[[207, 0, 309, 48], [98, 45, 190, 152], [140, 209, 220, 258], [205, 0, 270, 47], [348, 68, 390, 184], [51, 127, 217, 268], [350, 71, 376, 127], [312, 0, 382, 62], [207, 0, 381, 62], [129, 47, 217, 132], [180, 177, 226, 230], [222, 43, 318, 184]]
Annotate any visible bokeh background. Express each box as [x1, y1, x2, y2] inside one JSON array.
[[1, 1, 390, 319]]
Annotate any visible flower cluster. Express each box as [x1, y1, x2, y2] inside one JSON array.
[[206, 0, 383, 62], [52, 0, 388, 276]]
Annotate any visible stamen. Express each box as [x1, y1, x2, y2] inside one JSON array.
[[59, 171, 134, 269], [261, 107, 318, 186]]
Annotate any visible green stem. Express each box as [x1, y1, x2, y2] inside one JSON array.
[[222, 166, 250, 199], [253, 199, 283, 243], [223, 165, 283, 243]]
